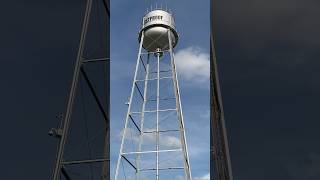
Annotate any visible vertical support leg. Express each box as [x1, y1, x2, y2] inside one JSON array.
[[135, 54, 151, 180], [114, 32, 145, 180], [156, 51, 161, 180], [52, 0, 93, 179], [210, 33, 234, 180], [102, 120, 110, 180], [168, 30, 193, 180]]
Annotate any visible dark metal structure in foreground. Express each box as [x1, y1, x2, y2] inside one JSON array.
[[50, 0, 110, 179], [210, 0, 234, 179], [49, 0, 232, 179]]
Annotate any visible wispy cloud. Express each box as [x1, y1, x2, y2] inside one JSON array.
[[194, 173, 210, 180], [141, 129, 181, 148], [119, 127, 181, 148], [175, 46, 210, 84], [175, 175, 185, 180]]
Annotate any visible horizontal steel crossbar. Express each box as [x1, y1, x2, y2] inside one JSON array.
[[122, 149, 181, 155], [82, 57, 109, 63], [147, 97, 176, 102], [131, 108, 177, 114], [140, 50, 169, 55], [135, 76, 172, 82], [150, 70, 171, 74], [139, 167, 184, 171], [143, 129, 180, 133], [61, 158, 110, 165]]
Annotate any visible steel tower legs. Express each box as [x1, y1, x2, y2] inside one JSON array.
[[156, 51, 160, 180], [135, 53, 150, 180], [168, 30, 192, 180], [114, 29, 192, 180], [114, 32, 145, 180]]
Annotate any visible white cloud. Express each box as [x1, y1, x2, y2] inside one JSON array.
[[194, 173, 210, 180], [162, 135, 181, 148], [175, 46, 210, 83], [142, 129, 181, 148], [119, 127, 181, 148], [119, 127, 139, 142], [175, 175, 185, 180]]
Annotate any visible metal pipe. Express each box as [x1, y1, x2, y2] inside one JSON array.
[[156, 50, 161, 180]]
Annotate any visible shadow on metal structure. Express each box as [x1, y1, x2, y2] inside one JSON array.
[[210, 0, 234, 180], [50, 0, 110, 179]]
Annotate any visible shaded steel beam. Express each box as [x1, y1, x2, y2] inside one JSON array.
[[121, 155, 137, 171], [140, 56, 147, 72], [210, 0, 234, 178], [80, 67, 109, 124], [61, 167, 71, 180], [62, 158, 110, 165], [128, 114, 141, 133], [52, 0, 93, 179], [82, 57, 109, 63], [134, 82, 145, 100], [102, 0, 110, 17]]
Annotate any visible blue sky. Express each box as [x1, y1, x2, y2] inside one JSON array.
[[110, 0, 210, 179]]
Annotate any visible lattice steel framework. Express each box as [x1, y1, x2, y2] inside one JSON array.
[[50, 0, 110, 179], [114, 29, 192, 180]]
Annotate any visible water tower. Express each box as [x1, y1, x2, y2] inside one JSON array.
[[114, 8, 192, 180]]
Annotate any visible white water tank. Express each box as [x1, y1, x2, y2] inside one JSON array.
[[139, 9, 179, 52]]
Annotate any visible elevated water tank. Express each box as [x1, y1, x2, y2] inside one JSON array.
[[139, 9, 179, 52]]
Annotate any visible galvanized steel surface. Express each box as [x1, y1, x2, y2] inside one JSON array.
[[139, 10, 179, 52]]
